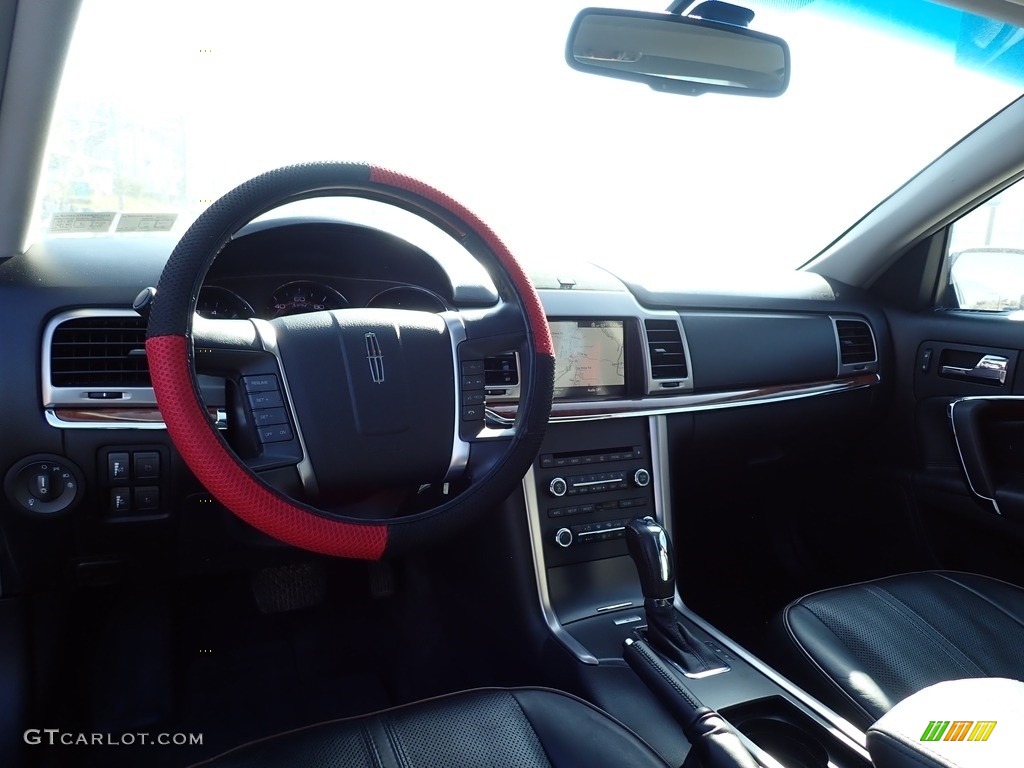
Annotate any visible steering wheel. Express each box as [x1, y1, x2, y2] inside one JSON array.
[[145, 163, 554, 559]]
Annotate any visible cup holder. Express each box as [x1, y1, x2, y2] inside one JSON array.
[[721, 696, 871, 768], [739, 717, 830, 768]]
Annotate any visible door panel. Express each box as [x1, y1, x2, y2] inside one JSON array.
[[886, 308, 1024, 584]]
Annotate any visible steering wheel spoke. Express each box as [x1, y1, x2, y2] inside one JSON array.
[[191, 315, 306, 475]]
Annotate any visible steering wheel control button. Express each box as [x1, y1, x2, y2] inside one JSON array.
[[108, 452, 131, 482], [248, 390, 284, 409], [461, 405, 483, 422], [462, 391, 485, 406], [555, 527, 574, 548], [633, 468, 651, 487], [134, 487, 160, 512], [252, 408, 289, 427], [549, 477, 568, 497], [258, 424, 294, 444], [133, 452, 160, 480], [110, 488, 131, 514], [461, 374, 485, 390], [242, 374, 280, 393], [460, 360, 485, 376]]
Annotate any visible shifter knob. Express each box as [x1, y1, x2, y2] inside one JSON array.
[[625, 516, 675, 601]]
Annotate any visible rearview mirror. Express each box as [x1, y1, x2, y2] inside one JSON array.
[[566, 8, 790, 97]]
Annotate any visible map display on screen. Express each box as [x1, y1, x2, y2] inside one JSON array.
[[550, 320, 626, 399]]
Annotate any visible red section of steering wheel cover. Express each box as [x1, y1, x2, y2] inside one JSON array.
[[146, 335, 387, 560], [369, 167, 554, 356]]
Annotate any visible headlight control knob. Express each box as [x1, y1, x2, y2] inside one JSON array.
[[633, 468, 651, 487], [555, 527, 573, 548], [549, 477, 568, 497], [3, 455, 83, 516]]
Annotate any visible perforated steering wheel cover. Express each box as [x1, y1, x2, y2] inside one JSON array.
[[146, 163, 553, 560]]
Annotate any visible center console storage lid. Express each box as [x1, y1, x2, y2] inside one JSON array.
[[867, 678, 1024, 768]]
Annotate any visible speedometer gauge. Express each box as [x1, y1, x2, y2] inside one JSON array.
[[196, 287, 255, 319], [269, 281, 348, 317]]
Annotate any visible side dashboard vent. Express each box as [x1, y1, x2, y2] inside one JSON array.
[[644, 319, 688, 380], [482, 351, 520, 402], [484, 353, 519, 387], [834, 318, 877, 369], [50, 315, 151, 388]]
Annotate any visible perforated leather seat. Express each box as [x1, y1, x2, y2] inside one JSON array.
[[775, 570, 1024, 729], [192, 687, 669, 768]]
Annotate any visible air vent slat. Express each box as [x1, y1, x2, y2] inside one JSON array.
[[835, 319, 877, 366], [644, 319, 688, 380], [50, 316, 151, 388]]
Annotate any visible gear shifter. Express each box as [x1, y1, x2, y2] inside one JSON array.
[[625, 517, 727, 676]]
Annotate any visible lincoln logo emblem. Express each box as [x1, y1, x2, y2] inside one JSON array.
[[365, 332, 385, 384]]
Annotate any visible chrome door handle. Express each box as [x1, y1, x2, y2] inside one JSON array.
[[940, 354, 1009, 384]]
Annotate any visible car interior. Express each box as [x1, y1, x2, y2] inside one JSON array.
[[5, 0, 1024, 766]]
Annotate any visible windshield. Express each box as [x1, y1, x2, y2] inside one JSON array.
[[33, 0, 1024, 276]]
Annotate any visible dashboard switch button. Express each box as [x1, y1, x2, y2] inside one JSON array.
[[133, 451, 160, 480], [110, 488, 131, 513], [134, 486, 160, 512], [108, 452, 130, 482]]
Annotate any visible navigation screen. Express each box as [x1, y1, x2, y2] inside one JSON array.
[[550, 319, 626, 400]]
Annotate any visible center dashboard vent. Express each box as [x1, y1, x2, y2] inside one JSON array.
[[644, 319, 688, 380], [49, 314, 151, 388], [833, 318, 878, 371]]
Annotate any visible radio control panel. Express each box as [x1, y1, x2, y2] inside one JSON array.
[[534, 420, 655, 568]]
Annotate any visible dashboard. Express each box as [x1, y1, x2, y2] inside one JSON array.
[[0, 214, 890, 597]]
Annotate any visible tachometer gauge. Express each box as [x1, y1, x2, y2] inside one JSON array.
[[196, 286, 255, 319], [366, 286, 449, 312], [270, 280, 348, 317]]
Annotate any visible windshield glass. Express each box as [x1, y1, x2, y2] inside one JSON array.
[[33, 0, 1024, 276]]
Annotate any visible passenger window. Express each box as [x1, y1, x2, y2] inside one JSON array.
[[946, 179, 1024, 311]]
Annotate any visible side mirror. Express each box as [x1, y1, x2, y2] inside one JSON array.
[[566, 7, 790, 97], [949, 247, 1024, 310]]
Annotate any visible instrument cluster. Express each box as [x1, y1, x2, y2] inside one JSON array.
[[196, 280, 450, 319]]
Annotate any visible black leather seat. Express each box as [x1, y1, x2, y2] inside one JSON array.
[[775, 570, 1024, 729], [192, 687, 669, 767]]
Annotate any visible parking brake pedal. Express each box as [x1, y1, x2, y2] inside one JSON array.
[[250, 562, 326, 614]]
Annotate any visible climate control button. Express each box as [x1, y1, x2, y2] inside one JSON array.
[[633, 468, 651, 487], [555, 528, 573, 548]]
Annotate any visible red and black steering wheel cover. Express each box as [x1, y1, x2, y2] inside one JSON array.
[[146, 163, 554, 560]]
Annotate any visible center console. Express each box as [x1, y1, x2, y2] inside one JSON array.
[[524, 414, 874, 768]]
